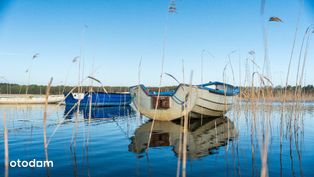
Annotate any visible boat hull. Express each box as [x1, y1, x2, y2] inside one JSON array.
[[64, 105, 135, 119], [191, 88, 236, 117], [64, 92, 131, 107], [130, 84, 198, 121], [130, 82, 239, 120], [0, 94, 64, 104]]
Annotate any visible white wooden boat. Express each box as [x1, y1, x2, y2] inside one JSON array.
[[130, 84, 198, 121], [0, 94, 64, 104], [128, 117, 238, 158], [130, 82, 239, 121], [192, 82, 239, 118]]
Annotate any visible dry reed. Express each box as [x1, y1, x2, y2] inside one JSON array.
[[3, 112, 8, 177], [43, 77, 53, 177], [181, 71, 193, 177], [146, 7, 171, 153]]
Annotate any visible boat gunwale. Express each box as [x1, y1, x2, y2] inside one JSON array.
[[129, 84, 196, 97], [63, 91, 131, 96], [197, 81, 240, 96]]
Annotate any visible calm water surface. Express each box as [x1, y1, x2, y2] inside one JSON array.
[[0, 103, 313, 177]]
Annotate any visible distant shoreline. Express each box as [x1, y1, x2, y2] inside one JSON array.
[[1, 83, 314, 100]]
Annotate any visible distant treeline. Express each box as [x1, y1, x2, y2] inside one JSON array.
[[240, 85, 314, 95], [0, 83, 179, 95], [1, 83, 314, 96], [239, 85, 314, 101], [272, 85, 314, 95], [0, 83, 130, 95]]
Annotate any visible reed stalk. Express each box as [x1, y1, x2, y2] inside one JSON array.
[[88, 76, 94, 123], [137, 58, 142, 114], [261, 19, 270, 79], [25, 68, 31, 95], [146, 10, 170, 153], [76, 57, 82, 113], [43, 77, 53, 177], [283, 1, 302, 104], [294, 25, 314, 102], [176, 116, 183, 177], [176, 59, 185, 177], [199, 50, 215, 125], [87, 59, 95, 154], [182, 71, 193, 177], [47, 102, 79, 146], [298, 31, 312, 95], [3, 112, 8, 177], [228, 50, 236, 84], [25, 53, 39, 95]]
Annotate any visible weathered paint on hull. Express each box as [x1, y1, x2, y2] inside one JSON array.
[[191, 88, 236, 117], [64, 92, 132, 107], [130, 85, 198, 121]]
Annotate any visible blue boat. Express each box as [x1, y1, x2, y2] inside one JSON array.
[[64, 105, 135, 119], [64, 92, 132, 107]]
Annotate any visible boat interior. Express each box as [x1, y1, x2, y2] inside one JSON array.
[[134, 81, 240, 97]]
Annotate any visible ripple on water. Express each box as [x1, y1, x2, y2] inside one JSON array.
[[1, 104, 314, 177]]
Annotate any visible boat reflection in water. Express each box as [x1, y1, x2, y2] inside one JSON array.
[[129, 117, 238, 158], [64, 105, 135, 119]]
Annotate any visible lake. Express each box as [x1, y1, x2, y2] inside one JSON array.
[[0, 103, 313, 177]]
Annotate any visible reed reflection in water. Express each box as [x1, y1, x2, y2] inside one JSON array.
[[0, 104, 313, 177]]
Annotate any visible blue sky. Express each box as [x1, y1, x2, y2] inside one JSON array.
[[0, 0, 314, 86]]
